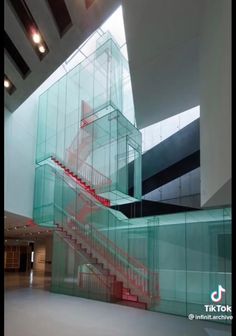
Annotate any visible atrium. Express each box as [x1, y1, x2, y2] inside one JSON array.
[[4, 1, 231, 336]]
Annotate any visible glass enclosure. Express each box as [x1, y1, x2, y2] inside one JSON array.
[[33, 33, 231, 323], [35, 33, 140, 206], [50, 204, 231, 323]]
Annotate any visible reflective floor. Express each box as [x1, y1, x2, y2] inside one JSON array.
[[4, 270, 51, 291], [4, 272, 231, 336]]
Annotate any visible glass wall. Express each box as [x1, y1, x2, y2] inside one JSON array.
[[35, 34, 140, 205], [50, 203, 231, 323], [124, 208, 231, 323], [36, 35, 135, 162]]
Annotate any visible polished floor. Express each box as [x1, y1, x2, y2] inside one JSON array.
[[4, 272, 231, 336]]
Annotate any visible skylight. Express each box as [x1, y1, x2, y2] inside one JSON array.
[[63, 6, 128, 73], [34, 6, 128, 98]]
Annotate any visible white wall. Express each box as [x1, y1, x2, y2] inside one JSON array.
[[123, 0, 203, 129], [123, 0, 231, 208], [33, 241, 46, 273], [4, 98, 38, 217], [4, 63, 67, 218], [33, 237, 53, 274], [200, 0, 231, 207], [45, 236, 53, 274]]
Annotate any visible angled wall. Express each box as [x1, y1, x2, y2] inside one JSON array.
[[122, 0, 203, 128], [200, 0, 231, 207]]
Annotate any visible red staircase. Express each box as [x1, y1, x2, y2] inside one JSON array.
[[54, 202, 160, 310], [51, 156, 110, 207], [49, 100, 160, 309], [56, 222, 149, 309]]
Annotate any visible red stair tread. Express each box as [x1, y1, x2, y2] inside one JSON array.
[[122, 294, 138, 302], [116, 300, 147, 310]]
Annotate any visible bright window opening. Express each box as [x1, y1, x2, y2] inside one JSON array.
[[141, 106, 200, 153]]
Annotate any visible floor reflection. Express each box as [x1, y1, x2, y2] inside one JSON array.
[[4, 270, 51, 291]]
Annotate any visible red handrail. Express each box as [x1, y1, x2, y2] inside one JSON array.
[[53, 153, 111, 189], [68, 209, 148, 274], [51, 156, 110, 207], [76, 155, 112, 187]]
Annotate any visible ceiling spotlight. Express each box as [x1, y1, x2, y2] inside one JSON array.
[[4, 79, 10, 88], [38, 45, 46, 53], [32, 32, 41, 44]]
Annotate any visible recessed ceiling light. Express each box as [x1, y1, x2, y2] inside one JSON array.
[[4, 79, 10, 88], [32, 32, 41, 44], [38, 45, 46, 53]]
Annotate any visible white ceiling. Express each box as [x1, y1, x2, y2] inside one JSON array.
[[5, 0, 204, 128], [4, 211, 53, 242], [4, 0, 120, 112]]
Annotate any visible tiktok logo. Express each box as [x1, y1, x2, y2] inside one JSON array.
[[211, 285, 226, 303]]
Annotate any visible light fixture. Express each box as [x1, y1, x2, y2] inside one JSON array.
[[4, 79, 10, 88], [4, 75, 16, 94], [32, 32, 41, 44], [14, 226, 17, 230], [38, 45, 46, 53]]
